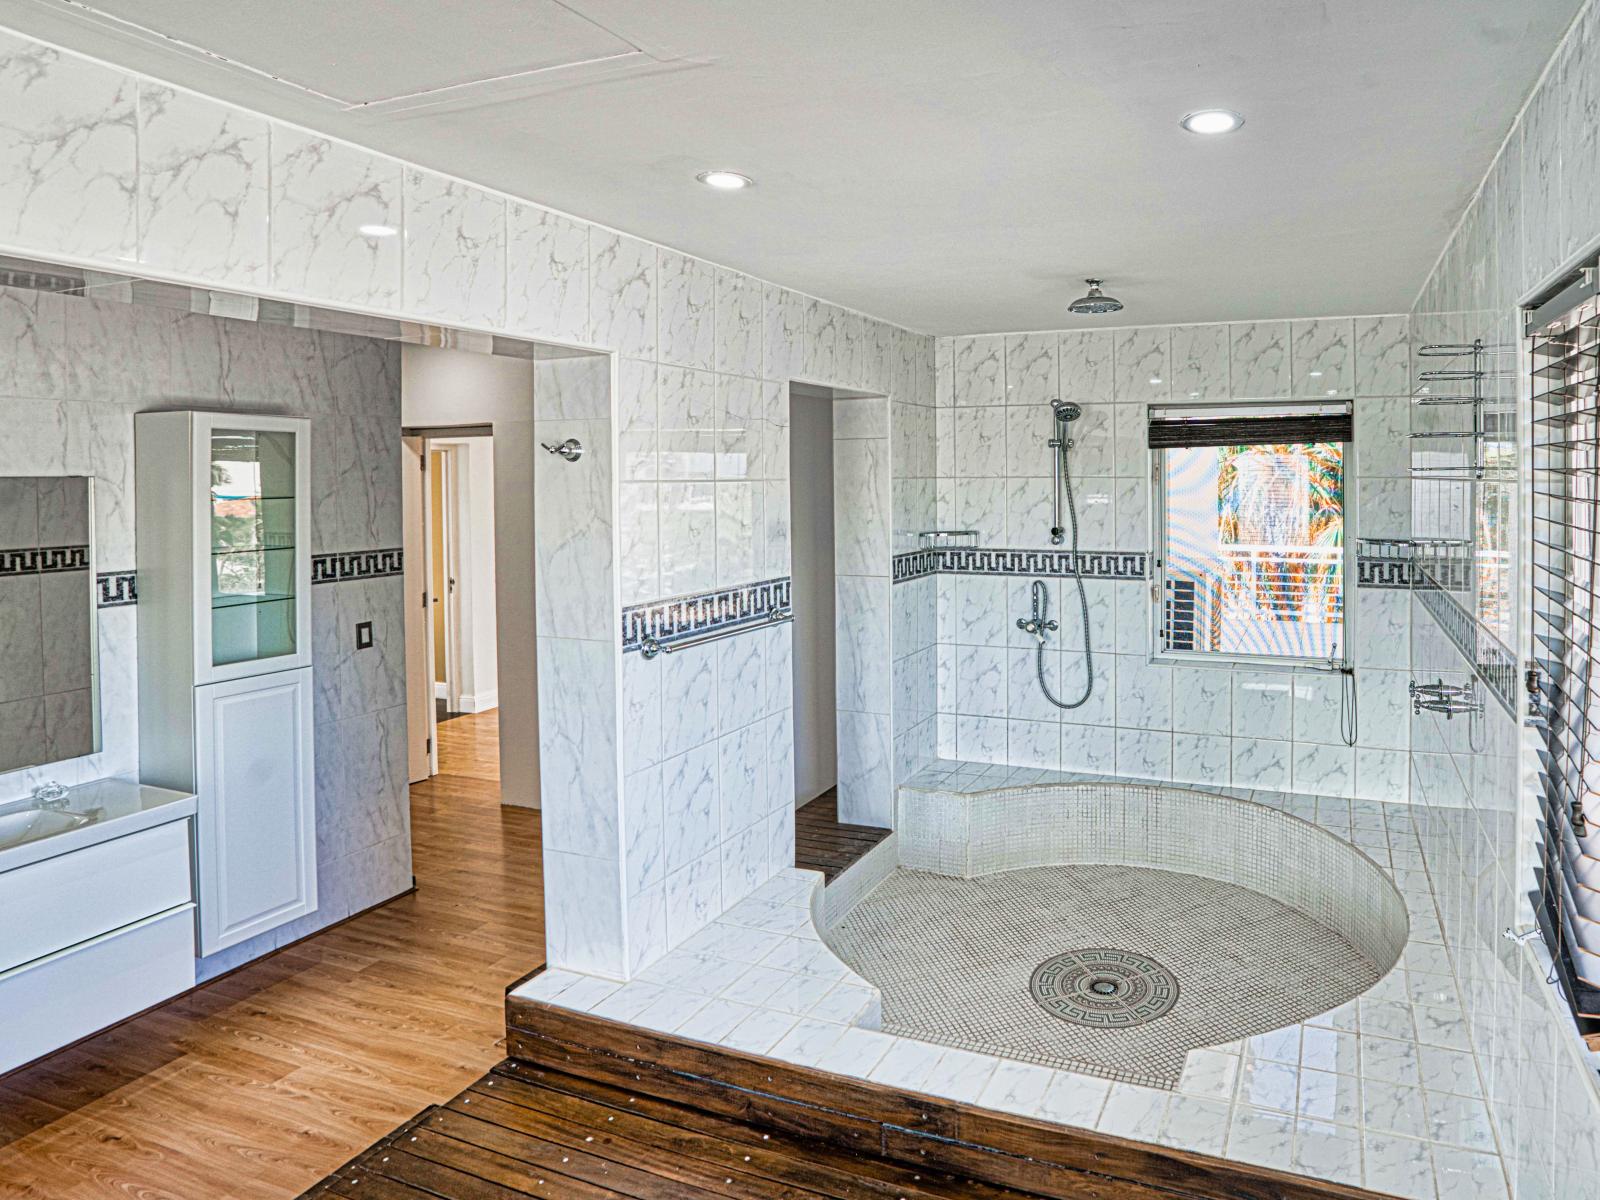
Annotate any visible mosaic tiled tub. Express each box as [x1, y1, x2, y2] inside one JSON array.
[[821, 780, 1410, 1088]]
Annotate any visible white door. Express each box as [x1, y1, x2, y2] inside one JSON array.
[[402, 436, 435, 782], [194, 668, 316, 954]]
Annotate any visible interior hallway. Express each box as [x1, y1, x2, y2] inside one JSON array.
[[0, 710, 539, 1200]]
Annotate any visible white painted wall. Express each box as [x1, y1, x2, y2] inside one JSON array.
[[788, 389, 836, 803], [401, 345, 538, 807], [433, 437, 500, 713]]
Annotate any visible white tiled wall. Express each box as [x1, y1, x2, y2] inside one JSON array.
[[0, 285, 408, 983], [927, 316, 1415, 802], [1407, 1, 1600, 1194], [0, 22, 933, 981]]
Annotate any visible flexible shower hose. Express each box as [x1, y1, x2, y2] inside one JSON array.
[[1039, 436, 1094, 709]]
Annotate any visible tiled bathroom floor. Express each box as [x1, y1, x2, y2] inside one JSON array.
[[515, 761, 1509, 1200]]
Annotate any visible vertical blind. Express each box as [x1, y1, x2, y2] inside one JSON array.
[[1529, 277, 1600, 1037]]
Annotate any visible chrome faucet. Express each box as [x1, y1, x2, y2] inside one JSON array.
[[1015, 579, 1059, 645]]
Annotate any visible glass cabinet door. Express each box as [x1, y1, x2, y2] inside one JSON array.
[[209, 427, 298, 667]]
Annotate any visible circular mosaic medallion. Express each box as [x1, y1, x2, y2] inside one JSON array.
[[1028, 948, 1180, 1028]]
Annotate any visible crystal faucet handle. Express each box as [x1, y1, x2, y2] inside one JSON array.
[[31, 780, 68, 807]]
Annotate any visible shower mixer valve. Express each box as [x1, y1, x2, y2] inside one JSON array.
[[1016, 583, 1059, 645]]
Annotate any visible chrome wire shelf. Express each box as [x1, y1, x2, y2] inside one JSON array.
[[1410, 339, 1489, 480]]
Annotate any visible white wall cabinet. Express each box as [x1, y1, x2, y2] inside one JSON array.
[[137, 411, 317, 956], [194, 669, 316, 952]]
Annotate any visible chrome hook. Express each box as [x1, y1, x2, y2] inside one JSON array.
[[541, 438, 583, 462]]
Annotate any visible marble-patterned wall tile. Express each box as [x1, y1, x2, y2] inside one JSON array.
[[536, 636, 619, 859], [1290, 318, 1353, 398], [1353, 316, 1411, 398], [533, 416, 613, 641], [590, 231, 657, 359], [1113, 327, 1168, 403], [0, 286, 65, 399], [1168, 325, 1230, 400], [139, 85, 269, 289], [659, 250, 715, 370], [1060, 331, 1113, 403], [659, 480, 716, 595], [1561, 3, 1600, 269], [0, 32, 136, 262], [506, 201, 590, 345], [934, 338, 954, 407], [543, 848, 625, 978], [402, 168, 505, 327], [952, 336, 1005, 407], [806, 300, 840, 384], [663, 742, 718, 875], [270, 128, 401, 309], [1004, 333, 1058, 407], [834, 438, 889, 575], [715, 269, 763, 378], [837, 575, 891, 715], [1229, 321, 1290, 398], [837, 709, 891, 827], [763, 285, 806, 382], [1520, 66, 1563, 290]]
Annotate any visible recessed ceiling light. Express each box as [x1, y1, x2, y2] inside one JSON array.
[[1181, 109, 1244, 135], [358, 223, 397, 238], [696, 170, 753, 190]]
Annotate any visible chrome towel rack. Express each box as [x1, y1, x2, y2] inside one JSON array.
[[639, 606, 792, 659]]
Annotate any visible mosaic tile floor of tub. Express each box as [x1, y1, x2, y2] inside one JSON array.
[[515, 766, 1511, 1200], [826, 861, 1381, 1088]]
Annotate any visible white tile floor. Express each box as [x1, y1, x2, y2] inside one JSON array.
[[514, 762, 1512, 1200]]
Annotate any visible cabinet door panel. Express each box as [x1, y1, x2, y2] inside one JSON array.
[[195, 668, 316, 954]]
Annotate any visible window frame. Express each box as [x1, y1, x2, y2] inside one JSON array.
[[1148, 431, 1355, 672]]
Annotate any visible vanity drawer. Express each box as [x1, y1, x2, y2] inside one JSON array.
[[0, 905, 195, 1074], [0, 818, 193, 974]]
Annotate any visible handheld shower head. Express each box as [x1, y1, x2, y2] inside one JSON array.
[[1052, 399, 1083, 422]]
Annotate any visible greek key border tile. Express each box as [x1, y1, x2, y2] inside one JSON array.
[[895, 540, 1420, 591], [622, 577, 791, 652], [310, 548, 404, 584], [893, 547, 1148, 582], [0, 544, 89, 576], [96, 570, 137, 608]]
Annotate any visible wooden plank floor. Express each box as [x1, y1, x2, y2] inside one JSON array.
[[0, 710, 544, 1200], [794, 787, 891, 881], [303, 1060, 1062, 1200]]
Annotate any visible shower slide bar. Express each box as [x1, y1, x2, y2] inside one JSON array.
[[638, 606, 792, 659]]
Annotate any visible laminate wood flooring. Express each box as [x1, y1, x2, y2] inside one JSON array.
[[0, 709, 543, 1200]]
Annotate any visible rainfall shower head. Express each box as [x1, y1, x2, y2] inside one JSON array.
[[1052, 399, 1083, 421], [1067, 278, 1123, 316]]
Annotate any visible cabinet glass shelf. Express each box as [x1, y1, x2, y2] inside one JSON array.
[[209, 428, 299, 668]]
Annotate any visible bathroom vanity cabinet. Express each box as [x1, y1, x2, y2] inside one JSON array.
[[0, 780, 197, 1074], [136, 412, 317, 956]]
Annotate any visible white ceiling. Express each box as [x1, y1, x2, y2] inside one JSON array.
[[1, 0, 1583, 333]]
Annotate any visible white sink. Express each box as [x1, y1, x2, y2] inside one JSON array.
[[0, 807, 92, 850]]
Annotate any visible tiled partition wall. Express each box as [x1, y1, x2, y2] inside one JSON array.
[[0, 24, 932, 981], [925, 317, 1417, 801], [1403, 1, 1600, 1193], [0, 283, 408, 982]]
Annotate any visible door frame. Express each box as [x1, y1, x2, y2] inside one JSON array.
[[401, 435, 436, 781]]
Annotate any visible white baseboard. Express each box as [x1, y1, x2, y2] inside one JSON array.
[[458, 689, 498, 713], [433, 681, 448, 700]]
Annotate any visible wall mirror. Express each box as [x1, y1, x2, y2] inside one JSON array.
[[0, 476, 100, 774]]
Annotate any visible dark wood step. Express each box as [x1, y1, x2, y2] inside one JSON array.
[[504, 983, 1389, 1200]]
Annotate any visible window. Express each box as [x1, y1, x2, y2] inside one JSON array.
[[1150, 402, 1352, 665]]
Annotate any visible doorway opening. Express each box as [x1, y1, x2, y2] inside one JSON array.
[[404, 429, 502, 789], [788, 383, 893, 881]]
